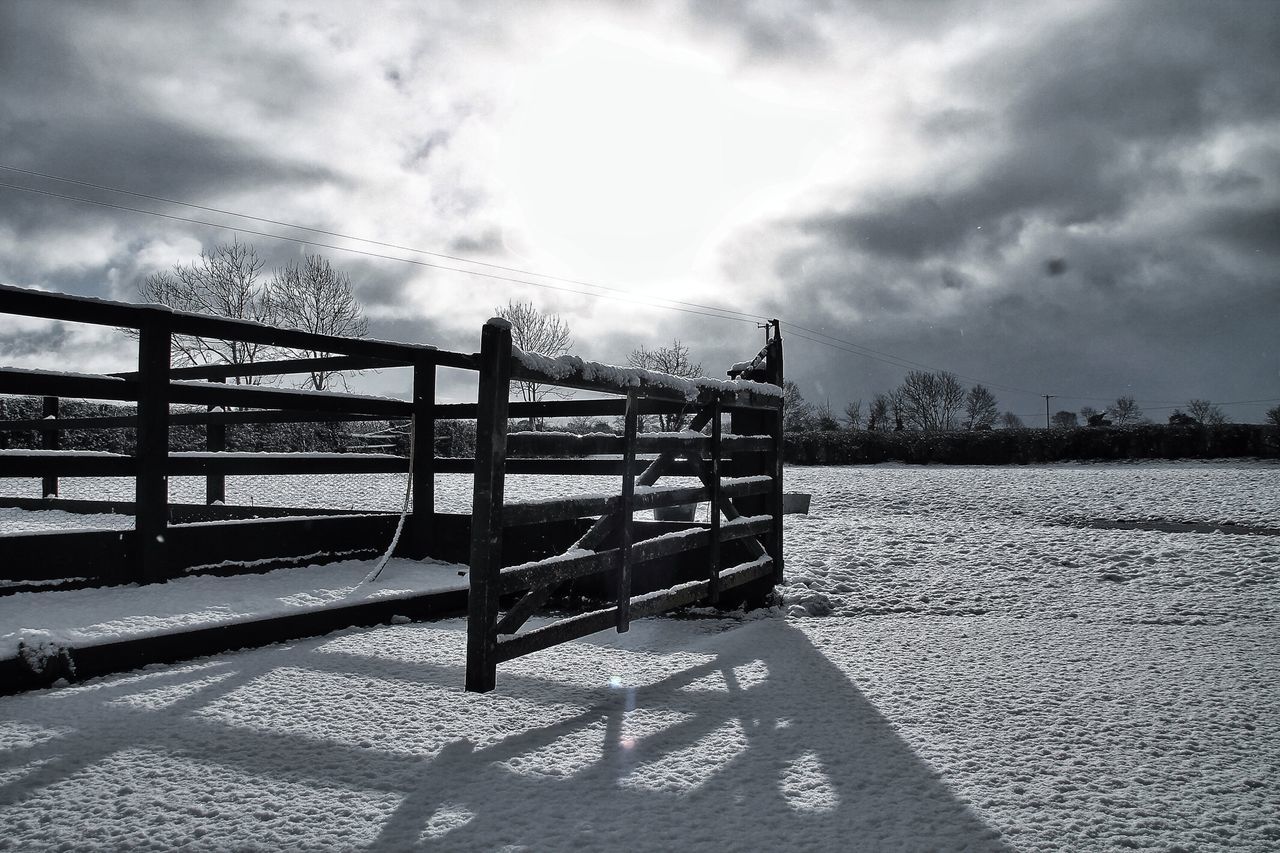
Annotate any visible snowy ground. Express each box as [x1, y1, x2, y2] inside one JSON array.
[[1, 461, 1278, 851]]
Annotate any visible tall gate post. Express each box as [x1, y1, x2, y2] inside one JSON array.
[[41, 395, 59, 498], [408, 354, 436, 558], [765, 319, 785, 583], [136, 312, 171, 584], [466, 319, 512, 693]]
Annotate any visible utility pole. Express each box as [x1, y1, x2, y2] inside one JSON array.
[[1042, 394, 1055, 428]]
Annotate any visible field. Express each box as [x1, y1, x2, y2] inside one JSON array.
[[1, 461, 1278, 850]]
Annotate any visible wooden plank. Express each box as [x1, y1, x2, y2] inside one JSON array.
[[709, 401, 721, 603], [41, 395, 58, 498], [408, 357, 435, 558], [0, 453, 135, 477], [495, 517, 771, 596], [494, 585, 552, 636], [167, 452, 409, 476], [135, 320, 170, 584], [113, 354, 405, 381], [166, 380, 413, 417], [435, 397, 692, 421], [466, 319, 512, 693], [494, 557, 773, 663], [206, 378, 225, 505], [503, 475, 771, 526], [0, 283, 446, 363], [617, 392, 638, 632], [498, 549, 620, 594], [0, 368, 138, 401], [510, 359, 782, 411], [1, 585, 468, 695]]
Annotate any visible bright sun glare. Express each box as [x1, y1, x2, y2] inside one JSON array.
[[500, 29, 831, 285]]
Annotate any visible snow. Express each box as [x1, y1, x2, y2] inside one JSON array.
[[512, 347, 783, 399], [0, 558, 467, 659], [1, 460, 1278, 850]]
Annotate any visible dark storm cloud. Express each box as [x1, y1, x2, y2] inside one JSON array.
[[0, 3, 342, 201], [753, 0, 1280, 419], [798, 1, 1280, 263]]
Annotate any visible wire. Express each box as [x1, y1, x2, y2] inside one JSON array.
[[2, 168, 1273, 410], [0, 180, 760, 326], [0, 164, 770, 325]]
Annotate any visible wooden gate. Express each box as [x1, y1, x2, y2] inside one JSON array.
[[465, 318, 785, 692]]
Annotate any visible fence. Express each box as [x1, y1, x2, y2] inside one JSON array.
[[463, 318, 784, 691], [0, 283, 468, 587], [0, 284, 785, 692]]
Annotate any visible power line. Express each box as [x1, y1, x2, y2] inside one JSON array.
[[1, 167, 1272, 410], [0, 163, 770, 325], [0, 180, 759, 327]]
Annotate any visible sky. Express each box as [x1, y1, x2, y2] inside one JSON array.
[[0, 0, 1277, 423]]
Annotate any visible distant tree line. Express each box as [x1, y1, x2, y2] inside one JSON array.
[[784, 371, 1269, 434]]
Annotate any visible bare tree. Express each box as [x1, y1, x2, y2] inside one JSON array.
[[1107, 395, 1144, 425], [815, 400, 840, 431], [1051, 410, 1079, 428], [867, 393, 891, 431], [138, 240, 276, 382], [1000, 411, 1024, 429], [1080, 405, 1100, 423], [1266, 404, 1280, 427], [270, 254, 369, 391], [1186, 399, 1226, 426], [496, 300, 573, 430], [843, 399, 863, 430], [628, 339, 703, 431], [963, 384, 1000, 430], [782, 380, 814, 432], [897, 370, 965, 430]]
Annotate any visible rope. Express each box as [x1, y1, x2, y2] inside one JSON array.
[[361, 417, 415, 584]]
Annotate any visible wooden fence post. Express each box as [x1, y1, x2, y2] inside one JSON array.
[[466, 319, 512, 693], [136, 314, 171, 583], [41, 396, 59, 498], [206, 377, 225, 505], [766, 319, 785, 583], [617, 391, 638, 632], [708, 399, 721, 603], [409, 354, 436, 558]]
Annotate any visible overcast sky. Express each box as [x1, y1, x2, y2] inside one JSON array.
[[1, 0, 1276, 422]]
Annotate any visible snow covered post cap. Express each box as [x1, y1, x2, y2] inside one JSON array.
[[486, 317, 512, 331]]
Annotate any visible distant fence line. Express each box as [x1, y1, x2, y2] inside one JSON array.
[[784, 423, 1280, 466]]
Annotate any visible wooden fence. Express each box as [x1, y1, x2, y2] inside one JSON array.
[[0, 284, 785, 693], [463, 318, 784, 692]]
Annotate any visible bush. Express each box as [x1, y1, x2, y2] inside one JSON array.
[[784, 423, 1280, 465]]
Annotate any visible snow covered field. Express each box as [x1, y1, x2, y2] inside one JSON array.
[[1, 461, 1277, 850]]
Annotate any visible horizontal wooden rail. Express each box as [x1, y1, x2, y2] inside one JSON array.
[[166, 452, 407, 476], [0, 409, 399, 432], [112, 354, 408, 381], [0, 368, 412, 415], [0, 368, 138, 401], [493, 556, 773, 663], [502, 475, 773, 526], [0, 283, 458, 364], [497, 515, 773, 593], [505, 432, 774, 456], [510, 358, 782, 411], [0, 451, 133, 477], [166, 380, 413, 416]]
